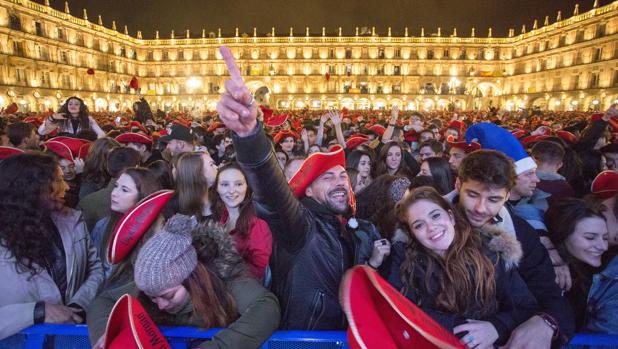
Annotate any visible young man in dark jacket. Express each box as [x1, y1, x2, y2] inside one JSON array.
[[215, 46, 387, 330], [447, 150, 575, 348]]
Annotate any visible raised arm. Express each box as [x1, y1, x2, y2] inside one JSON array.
[[216, 46, 309, 253], [382, 105, 399, 143]]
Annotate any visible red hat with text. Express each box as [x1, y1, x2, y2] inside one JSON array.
[[104, 294, 170, 349], [108, 190, 174, 264], [340, 266, 465, 349], [116, 132, 153, 146], [591, 170, 618, 199]]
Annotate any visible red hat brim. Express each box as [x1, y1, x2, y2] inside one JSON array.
[[447, 140, 481, 153], [521, 135, 548, 146], [104, 294, 170, 349], [108, 190, 174, 264], [591, 170, 618, 199], [46, 137, 92, 160], [266, 114, 289, 128], [45, 140, 74, 161], [289, 146, 346, 198], [368, 125, 386, 136], [340, 266, 465, 349], [273, 130, 300, 144], [207, 122, 225, 133], [346, 136, 370, 150], [116, 133, 153, 145], [0, 146, 24, 160], [129, 121, 148, 135], [556, 130, 578, 144]]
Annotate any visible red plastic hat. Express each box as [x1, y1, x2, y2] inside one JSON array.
[[266, 113, 289, 128], [511, 130, 526, 139], [591, 113, 605, 122], [447, 136, 481, 154], [289, 145, 346, 198], [447, 120, 465, 131], [45, 137, 92, 161], [591, 171, 618, 199], [128, 121, 148, 134], [24, 116, 43, 128], [3, 103, 18, 115], [260, 105, 274, 123], [292, 119, 303, 132], [273, 130, 300, 144], [340, 265, 465, 349], [104, 294, 170, 349], [522, 135, 548, 147], [0, 146, 24, 160], [108, 190, 174, 264], [556, 130, 578, 144], [116, 132, 153, 145], [368, 124, 386, 137], [207, 122, 225, 133], [346, 136, 370, 150]]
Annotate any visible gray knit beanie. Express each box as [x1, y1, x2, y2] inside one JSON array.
[[134, 214, 198, 295]]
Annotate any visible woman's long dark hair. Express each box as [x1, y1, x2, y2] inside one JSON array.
[[133, 97, 154, 124], [175, 152, 212, 220], [0, 153, 59, 276], [82, 138, 120, 187], [210, 162, 254, 238], [373, 141, 412, 179], [58, 96, 90, 131], [424, 157, 454, 195], [356, 174, 404, 239], [396, 186, 496, 316]]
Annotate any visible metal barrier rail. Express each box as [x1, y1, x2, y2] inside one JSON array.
[[0, 324, 616, 349]]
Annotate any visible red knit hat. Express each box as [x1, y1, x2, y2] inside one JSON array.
[[340, 266, 465, 349], [108, 190, 174, 264], [104, 294, 170, 349], [591, 171, 618, 199], [0, 146, 24, 160], [273, 130, 300, 144], [116, 132, 153, 146]]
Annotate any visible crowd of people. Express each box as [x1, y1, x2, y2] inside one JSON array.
[[0, 45, 617, 349]]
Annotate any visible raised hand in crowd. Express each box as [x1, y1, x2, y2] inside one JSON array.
[[215, 46, 258, 137]]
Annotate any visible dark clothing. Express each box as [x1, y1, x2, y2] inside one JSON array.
[[45, 220, 68, 299], [507, 205, 576, 344], [537, 178, 575, 204], [565, 261, 597, 330], [387, 227, 537, 346], [64, 175, 81, 209], [232, 122, 382, 330], [77, 180, 114, 232], [143, 150, 164, 166]]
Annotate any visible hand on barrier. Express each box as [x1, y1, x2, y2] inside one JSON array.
[[44, 303, 82, 324]]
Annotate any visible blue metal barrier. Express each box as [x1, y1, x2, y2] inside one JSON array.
[[0, 325, 616, 349]]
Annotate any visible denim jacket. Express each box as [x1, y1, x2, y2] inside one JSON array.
[[585, 256, 618, 334]]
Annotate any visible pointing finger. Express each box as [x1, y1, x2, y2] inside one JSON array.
[[219, 46, 244, 84]]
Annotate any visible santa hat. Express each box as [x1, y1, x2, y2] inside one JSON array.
[[0, 146, 24, 160], [340, 266, 465, 349], [446, 135, 481, 154], [466, 122, 536, 175], [591, 171, 618, 199], [273, 130, 300, 144], [103, 294, 170, 349], [108, 190, 174, 264], [116, 132, 153, 146]]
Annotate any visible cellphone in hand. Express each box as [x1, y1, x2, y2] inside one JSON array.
[[115, 116, 122, 123]]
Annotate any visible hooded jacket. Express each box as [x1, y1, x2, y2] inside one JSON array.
[[388, 225, 536, 346]]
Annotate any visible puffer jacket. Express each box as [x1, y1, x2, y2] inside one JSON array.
[[0, 208, 104, 339], [232, 123, 382, 330], [388, 225, 537, 346]]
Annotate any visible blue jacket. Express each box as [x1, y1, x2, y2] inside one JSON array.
[[585, 256, 618, 334]]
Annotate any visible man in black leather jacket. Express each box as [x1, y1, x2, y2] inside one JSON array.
[[215, 46, 386, 330]]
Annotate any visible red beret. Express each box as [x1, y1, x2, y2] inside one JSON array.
[[116, 132, 153, 145], [266, 113, 289, 128], [346, 136, 370, 150], [104, 294, 170, 349], [0, 146, 24, 160], [108, 190, 174, 265], [591, 171, 618, 199], [555, 130, 578, 144], [341, 266, 465, 349], [273, 130, 299, 144], [289, 146, 346, 198]]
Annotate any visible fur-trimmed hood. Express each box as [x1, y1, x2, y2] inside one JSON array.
[[476, 225, 523, 270]]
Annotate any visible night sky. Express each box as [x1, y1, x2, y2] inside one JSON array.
[[39, 0, 613, 39]]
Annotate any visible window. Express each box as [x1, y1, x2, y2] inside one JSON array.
[[57, 27, 65, 40], [328, 65, 336, 74], [590, 73, 599, 88], [9, 14, 21, 31], [15, 68, 26, 83], [427, 50, 434, 59], [378, 48, 385, 59], [59, 51, 68, 63], [395, 49, 401, 58], [393, 85, 401, 93], [444, 49, 450, 59], [328, 49, 335, 59], [62, 74, 71, 88], [394, 66, 401, 75], [377, 65, 385, 75], [40, 71, 50, 87], [594, 48, 602, 62], [147, 51, 154, 60], [376, 85, 383, 93], [35, 21, 44, 36], [178, 50, 184, 60], [13, 41, 24, 56], [119, 47, 126, 57], [345, 49, 352, 59]]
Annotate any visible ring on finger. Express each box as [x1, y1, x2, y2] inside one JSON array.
[[245, 94, 255, 107]]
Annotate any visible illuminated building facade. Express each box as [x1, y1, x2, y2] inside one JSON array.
[[0, 0, 617, 113]]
